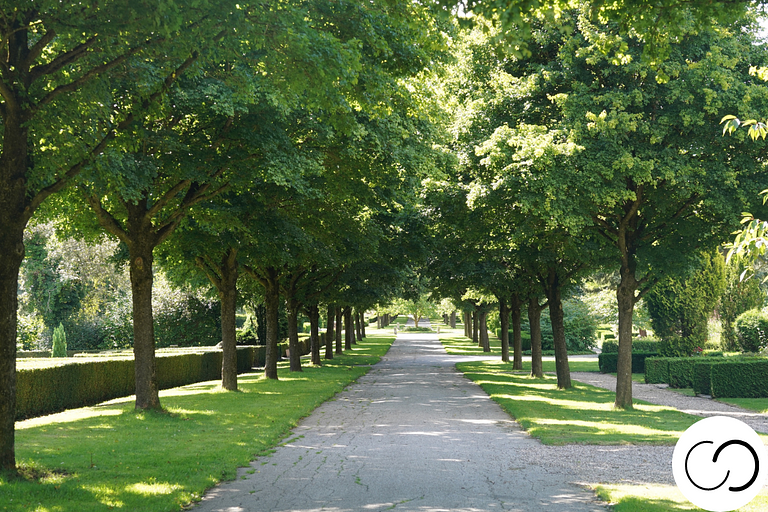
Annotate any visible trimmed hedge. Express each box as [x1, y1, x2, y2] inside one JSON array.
[[598, 352, 658, 373], [644, 357, 671, 384], [601, 339, 659, 353], [16, 347, 257, 420], [710, 360, 768, 398]]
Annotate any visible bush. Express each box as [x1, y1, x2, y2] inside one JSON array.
[[658, 334, 702, 358], [51, 323, 68, 357], [667, 358, 701, 388], [721, 260, 764, 350], [692, 359, 728, 395], [16, 347, 256, 420], [734, 309, 768, 353], [644, 357, 671, 384], [598, 352, 657, 373], [710, 360, 768, 398], [526, 298, 597, 352], [602, 338, 658, 354]]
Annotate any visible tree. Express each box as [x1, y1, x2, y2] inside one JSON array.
[[0, 0, 241, 472]]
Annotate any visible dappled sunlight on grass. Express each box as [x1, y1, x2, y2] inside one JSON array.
[[458, 360, 698, 445], [592, 484, 768, 511], [3, 334, 395, 512]]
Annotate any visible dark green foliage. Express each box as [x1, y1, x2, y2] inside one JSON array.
[[734, 308, 768, 353], [237, 313, 259, 345], [15, 348, 256, 420], [495, 328, 531, 350], [667, 358, 699, 388], [692, 359, 727, 395], [602, 338, 658, 353], [710, 360, 768, 398], [523, 298, 597, 352], [644, 357, 672, 384], [598, 352, 657, 373], [645, 251, 726, 356], [50, 323, 67, 358], [720, 259, 764, 350]]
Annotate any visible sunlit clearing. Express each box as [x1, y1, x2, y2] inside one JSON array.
[[126, 481, 181, 496], [17, 406, 125, 430], [533, 418, 678, 439]]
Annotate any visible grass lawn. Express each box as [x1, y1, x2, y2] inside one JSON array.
[[456, 360, 698, 445], [1, 334, 393, 512], [593, 484, 768, 511], [718, 397, 768, 413]]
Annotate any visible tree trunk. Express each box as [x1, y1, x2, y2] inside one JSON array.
[[255, 303, 267, 346], [129, 241, 161, 410], [335, 307, 343, 355], [377, 313, 382, 329], [355, 309, 363, 340], [325, 305, 335, 360], [219, 250, 239, 391], [546, 268, 571, 390], [528, 295, 545, 379], [472, 310, 479, 346], [510, 294, 523, 370], [450, 310, 456, 328], [499, 298, 510, 363], [308, 304, 321, 366], [287, 298, 302, 372], [0, 223, 24, 472], [264, 269, 280, 380], [464, 312, 471, 338], [615, 262, 639, 409], [361, 311, 367, 338], [344, 307, 353, 350], [479, 310, 490, 352]]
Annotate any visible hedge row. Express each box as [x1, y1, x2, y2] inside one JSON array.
[[598, 352, 658, 373], [601, 339, 659, 353], [16, 346, 257, 420], [644, 356, 768, 398]]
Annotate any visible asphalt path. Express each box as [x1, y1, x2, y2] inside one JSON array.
[[192, 333, 607, 512]]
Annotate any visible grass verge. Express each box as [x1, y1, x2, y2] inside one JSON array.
[[1, 334, 393, 512], [456, 360, 698, 445], [592, 484, 768, 511], [718, 397, 768, 413]]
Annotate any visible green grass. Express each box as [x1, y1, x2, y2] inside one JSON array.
[[718, 397, 768, 413], [593, 484, 768, 511], [456, 360, 698, 445], [1, 334, 393, 512]]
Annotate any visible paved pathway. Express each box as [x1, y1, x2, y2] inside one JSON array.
[[192, 334, 607, 512]]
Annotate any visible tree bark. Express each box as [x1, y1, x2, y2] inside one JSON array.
[[0, 223, 24, 472], [450, 310, 456, 329], [308, 304, 321, 366], [479, 310, 490, 352], [263, 269, 280, 380], [325, 305, 335, 359], [615, 260, 639, 409], [129, 240, 161, 410], [335, 307, 343, 355], [472, 310, 479, 346], [499, 298, 510, 363], [510, 294, 524, 371], [218, 249, 239, 391], [344, 307, 353, 350], [286, 297, 302, 372], [361, 311, 366, 338], [528, 295, 545, 379], [545, 268, 571, 390], [354, 309, 363, 340], [464, 311, 471, 338]]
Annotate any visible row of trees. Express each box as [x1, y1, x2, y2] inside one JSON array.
[[1, 0, 444, 473], [423, 10, 768, 409]]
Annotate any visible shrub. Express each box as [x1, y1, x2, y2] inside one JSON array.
[[601, 340, 618, 353], [602, 338, 659, 354], [734, 309, 768, 353], [644, 357, 671, 384], [658, 334, 701, 358], [16, 347, 256, 420], [667, 358, 700, 388], [598, 352, 656, 373], [51, 323, 67, 357], [692, 358, 727, 395], [721, 259, 764, 350], [710, 360, 768, 398], [532, 298, 598, 352]]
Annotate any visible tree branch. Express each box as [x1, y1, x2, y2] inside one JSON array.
[[30, 35, 98, 80], [23, 28, 56, 70], [196, 255, 223, 291], [85, 195, 129, 245]]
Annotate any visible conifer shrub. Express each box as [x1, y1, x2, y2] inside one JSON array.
[[710, 360, 768, 398], [51, 322, 68, 357], [644, 357, 671, 384]]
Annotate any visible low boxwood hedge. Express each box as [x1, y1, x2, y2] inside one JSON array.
[[16, 347, 257, 420], [601, 339, 658, 354], [644, 357, 672, 384], [598, 352, 658, 373], [710, 360, 768, 398], [692, 359, 730, 395]]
